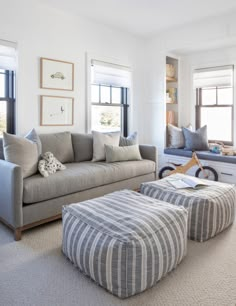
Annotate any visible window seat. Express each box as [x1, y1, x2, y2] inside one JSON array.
[[164, 148, 236, 164]]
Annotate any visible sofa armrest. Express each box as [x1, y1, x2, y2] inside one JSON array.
[[0, 160, 23, 228], [139, 145, 158, 164]]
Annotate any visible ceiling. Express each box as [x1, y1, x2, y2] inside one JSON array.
[[40, 0, 236, 37]]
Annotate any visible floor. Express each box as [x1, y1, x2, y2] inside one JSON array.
[[0, 220, 236, 306]]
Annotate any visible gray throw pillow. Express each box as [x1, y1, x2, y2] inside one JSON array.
[[182, 125, 209, 151], [92, 131, 120, 162], [105, 144, 142, 163], [39, 132, 74, 163], [167, 124, 192, 148], [119, 132, 138, 146], [25, 128, 42, 155], [3, 129, 42, 178]]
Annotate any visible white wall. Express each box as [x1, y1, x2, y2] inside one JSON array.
[[0, 0, 147, 139]]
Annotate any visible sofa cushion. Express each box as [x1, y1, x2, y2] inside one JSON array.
[[39, 132, 74, 163], [72, 133, 93, 162], [23, 160, 155, 204]]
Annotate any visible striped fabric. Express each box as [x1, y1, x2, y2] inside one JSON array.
[[62, 190, 188, 298], [141, 174, 236, 242]]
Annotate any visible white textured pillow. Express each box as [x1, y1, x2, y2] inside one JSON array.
[[167, 124, 192, 148], [3, 129, 41, 178], [92, 131, 120, 162], [105, 144, 142, 163]]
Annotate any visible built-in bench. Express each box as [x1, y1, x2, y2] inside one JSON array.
[[164, 148, 236, 164]]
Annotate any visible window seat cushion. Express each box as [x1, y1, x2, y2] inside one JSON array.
[[164, 148, 236, 164]]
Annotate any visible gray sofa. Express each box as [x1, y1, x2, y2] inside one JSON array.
[[0, 132, 157, 240]]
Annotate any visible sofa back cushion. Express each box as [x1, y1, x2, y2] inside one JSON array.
[[72, 133, 93, 162], [39, 132, 74, 163], [0, 138, 4, 159]]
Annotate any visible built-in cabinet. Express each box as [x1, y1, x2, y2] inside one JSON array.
[[166, 56, 179, 126], [161, 154, 236, 184]]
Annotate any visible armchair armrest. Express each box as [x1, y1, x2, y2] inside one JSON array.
[[0, 160, 23, 228], [139, 145, 158, 164]]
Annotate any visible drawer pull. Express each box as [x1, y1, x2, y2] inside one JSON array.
[[221, 172, 233, 176]]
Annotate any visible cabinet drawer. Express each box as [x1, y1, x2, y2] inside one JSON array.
[[218, 170, 236, 183]]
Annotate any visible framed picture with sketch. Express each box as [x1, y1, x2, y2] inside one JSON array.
[[40, 58, 74, 91], [40, 95, 74, 126]]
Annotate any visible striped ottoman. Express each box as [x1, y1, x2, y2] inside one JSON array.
[[141, 173, 236, 242], [62, 190, 188, 298]]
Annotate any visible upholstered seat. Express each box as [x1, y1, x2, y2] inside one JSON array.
[[23, 160, 155, 204], [141, 173, 236, 242], [62, 190, 188, 298]]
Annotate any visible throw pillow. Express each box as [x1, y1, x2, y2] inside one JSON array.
[[92, 131, 120, 162], [167, 124, 192, 148], [25, 128, 42, 155], [39, 132, 74, 163], [182, 125, 209, 151], [119, 132, 138, 146], [105, 144, 142, 163], [3, 129, 42, 178]]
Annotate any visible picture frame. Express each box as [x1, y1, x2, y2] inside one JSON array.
[[40, 57, 74, 91], [40, 95, 74, 126]]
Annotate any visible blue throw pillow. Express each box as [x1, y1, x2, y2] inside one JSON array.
[[182, 125, 209, 151], [119, 132, 138, 146]]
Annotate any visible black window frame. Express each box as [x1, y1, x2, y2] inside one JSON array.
[[0, 69, 15, 135], [196, 86, 234, 146], [91, 84, 129, 137]]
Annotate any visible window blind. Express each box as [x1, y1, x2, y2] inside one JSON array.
[[0, 39, 17, 71], [194, 65, 233, 88], [91, 60, 131, 88]]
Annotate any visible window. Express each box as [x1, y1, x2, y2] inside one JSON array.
[[90, 60, 131, 136], [0, 69, 15, 136], [194, 66, 234, 145], [91, 84, 128, 135], [0, 40, 17, 137]]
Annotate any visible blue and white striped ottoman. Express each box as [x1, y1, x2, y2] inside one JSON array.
[[62, 190, 188, 298], [141, 174, 236, 242]]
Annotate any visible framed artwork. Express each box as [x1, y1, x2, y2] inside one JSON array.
[[40, 95, 74, 126], [40, 58, 74, 91]]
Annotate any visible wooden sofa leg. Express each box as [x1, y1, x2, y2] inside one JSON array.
[[14, 228, 22, 241]]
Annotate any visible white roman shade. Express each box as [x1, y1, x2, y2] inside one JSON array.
[[91, 60, 131, 88], [0, 39, 17, 71], [194, 65, 233, 88]]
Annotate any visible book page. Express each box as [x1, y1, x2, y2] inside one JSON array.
[[168, 180, 191, 189], [182, 177, 208, 188]]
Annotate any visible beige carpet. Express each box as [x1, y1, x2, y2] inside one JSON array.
[[0, 220, 236, 306]]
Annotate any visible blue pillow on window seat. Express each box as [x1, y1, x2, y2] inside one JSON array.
[[182, 125, 209, 151]]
